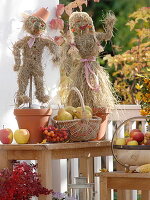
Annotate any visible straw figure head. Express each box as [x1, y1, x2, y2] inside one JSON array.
[[23, 8, 50, 35], [69, 12, 103, 58]]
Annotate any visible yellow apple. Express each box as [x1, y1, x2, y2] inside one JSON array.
[[115, 138, 126, 145], [14, 129, 30, 144], [127, 140, 138, 145]]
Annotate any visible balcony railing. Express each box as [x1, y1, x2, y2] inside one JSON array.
[[53, 105, 144, 200]]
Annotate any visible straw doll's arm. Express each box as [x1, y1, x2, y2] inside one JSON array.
[[44, 38, 60, 63], [96, 13, 116, 42], [13, 38, 25, 71], [13, 38, 26, 71]]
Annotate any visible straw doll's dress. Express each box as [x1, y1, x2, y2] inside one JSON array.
[[59, 12, 117, 109]]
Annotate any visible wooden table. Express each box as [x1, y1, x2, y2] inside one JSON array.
[[95, 171, 150, 200], [0, 140, 111, 200]]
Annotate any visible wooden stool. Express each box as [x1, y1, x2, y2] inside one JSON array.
[[95, 171, 150, 200]]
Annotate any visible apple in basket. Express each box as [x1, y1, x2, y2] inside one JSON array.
[[130, 129, 144, 143], [55, 106, 93, 121], [144, 132, 150, 145], [115, 138, 126, 145], [74, 107, 92, 119], [57, 108, 73, 121], [127, 140, 138, 145]]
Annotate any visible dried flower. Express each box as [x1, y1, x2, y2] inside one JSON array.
[[56, 4, 65, 18], [52, 192, 76, 200], [49, 19, 64, 30], [0, 162, 53, 200]]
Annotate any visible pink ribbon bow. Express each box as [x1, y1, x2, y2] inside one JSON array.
[[81, 57, 99, 91], [27, 35, 39, 48]]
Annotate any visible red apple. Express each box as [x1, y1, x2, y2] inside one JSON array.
[[130, 129, 144, 143], [132, 132, 144, 143], [130, 129, 141, 137], [0, 128, 13, 144], [14, 129, 30, 144]]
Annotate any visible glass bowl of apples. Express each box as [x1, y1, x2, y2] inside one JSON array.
[[41, 125, 70, 143], [112, 116, 150, 167]]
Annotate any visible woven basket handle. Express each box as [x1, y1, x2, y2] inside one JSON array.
[[71, 87, 87, 119]]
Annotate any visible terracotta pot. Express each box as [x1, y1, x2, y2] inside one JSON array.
[[14, 108, 52, 144], [92, 108, 110, 140]]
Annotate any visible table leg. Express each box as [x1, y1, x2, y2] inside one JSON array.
[[79, 157, 94, 183], [100, 176, 110, 200], [141, 190, 150, 200], [116, 163, 132, 200], [38, 151, 52, 200], [0, 150, 12, 170], [117, 190, 132, 200]]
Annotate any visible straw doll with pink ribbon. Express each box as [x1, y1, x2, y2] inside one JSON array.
[[13, 8, 59, 107], [59, 11, 117, 110]]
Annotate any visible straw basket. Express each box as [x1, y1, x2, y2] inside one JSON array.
[[52, 87, 102, 142]]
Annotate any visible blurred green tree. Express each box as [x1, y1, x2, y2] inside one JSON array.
[[60, 0, 149, 53]]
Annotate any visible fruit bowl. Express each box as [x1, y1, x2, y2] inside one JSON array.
[[41, 126, 70, 143], [112, 116, 150, 167]]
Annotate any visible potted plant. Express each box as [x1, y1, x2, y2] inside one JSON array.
[[13, 8, 60, 143]]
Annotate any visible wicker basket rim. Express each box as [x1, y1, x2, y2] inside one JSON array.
[[52, 115, 102, 123]]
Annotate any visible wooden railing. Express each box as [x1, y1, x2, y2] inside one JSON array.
[[94, 104, 143, 200]]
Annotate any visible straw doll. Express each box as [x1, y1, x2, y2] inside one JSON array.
[[13, 8, 59, 107], [59, 11, 117, 109]]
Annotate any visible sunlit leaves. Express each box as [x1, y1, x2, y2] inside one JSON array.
[[104, 7, 150, 104]]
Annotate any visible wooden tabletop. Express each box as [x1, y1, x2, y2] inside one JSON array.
[[95, 171, 150, 178], [0, 140, 111, 150], [0, 140, 112, 159]]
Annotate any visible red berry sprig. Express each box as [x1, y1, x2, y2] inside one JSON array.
[[41, 125, 69, 143]]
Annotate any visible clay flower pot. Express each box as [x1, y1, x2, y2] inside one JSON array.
[[14, 108, 52, 144], [92, 108, 110, 140]]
